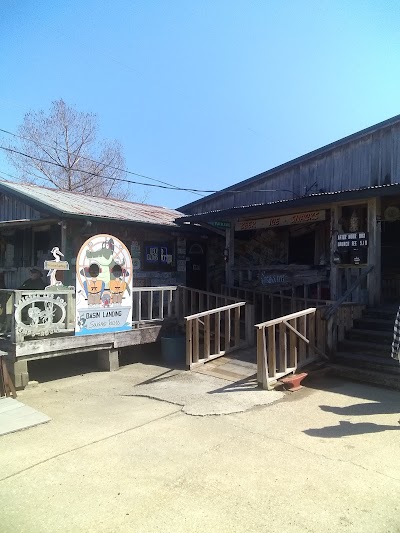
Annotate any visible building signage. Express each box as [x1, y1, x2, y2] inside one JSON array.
[[337, 232, 369, 248], [236, 210, 326, 231], [210, 221, 231, 229], [75, 234, 133, 336]]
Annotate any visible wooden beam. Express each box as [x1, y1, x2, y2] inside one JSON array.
[[367, 197, 381, 305]]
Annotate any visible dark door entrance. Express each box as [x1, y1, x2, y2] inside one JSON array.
[[186, 241, 207, 291], [381, 220, 400, 301]]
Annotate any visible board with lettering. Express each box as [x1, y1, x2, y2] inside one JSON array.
[[75, 234, 133, 336]]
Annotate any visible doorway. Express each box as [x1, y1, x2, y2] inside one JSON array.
[[186, 241, 207, 291], [381, 220, 400, 301]]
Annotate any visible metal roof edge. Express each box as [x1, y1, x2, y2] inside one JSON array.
[[177, 183, 400, 223], [0, 180, 62, 216], [178, 113, 400, 212]]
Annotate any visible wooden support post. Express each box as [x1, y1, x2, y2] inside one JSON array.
[[367, 197, 381, 306], [225, 227, 235, 287], [234, 306, 240, 348], [215, 311, 221, 354], [9, 358, 29, 389], [256, 327, 268, 389], [245, 304, 255, 346], [204, 314, 211, 359], [279, 321, 287, 373], [288, 318, 298, 368], [330, 204, 340, 301], [225, 309, 231, 352], [97, 348, 119, 371], [0, 353, 17, 398], [186, 320, 193, 368], [193, 319, 199, 363], [267, 325, 276, 378]]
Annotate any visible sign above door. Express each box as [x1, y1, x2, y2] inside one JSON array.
[[236, 210, 326, 231]]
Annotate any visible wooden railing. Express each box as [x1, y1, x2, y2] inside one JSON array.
[[336, 265, 372, 305], [185, 301, 254, 369], [255, 308, 327, 390], [176, 285, 242, 320], [324, 265, 373, 320], [131, 286, 178, 324], [0, 289, 75, 342], [326, 302, 366, 355], [222, 284, 332, 324]]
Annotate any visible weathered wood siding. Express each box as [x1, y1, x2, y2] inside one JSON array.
[[0, 194, 41, 222], [183, 122, 400, 215]]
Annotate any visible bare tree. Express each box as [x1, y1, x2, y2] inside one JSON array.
[[5, 99, 130, 199]]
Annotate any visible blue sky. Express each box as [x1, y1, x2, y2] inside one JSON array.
[[1, 0, 400, 209]]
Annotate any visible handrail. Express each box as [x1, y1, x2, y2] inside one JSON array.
[[184, 301, 246, 321], [179, 285, 243, 303], [323, 265, 374, 321], [255, 307, 317, 329]]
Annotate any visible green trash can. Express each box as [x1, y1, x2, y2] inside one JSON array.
[[161, 335, 186, 365]]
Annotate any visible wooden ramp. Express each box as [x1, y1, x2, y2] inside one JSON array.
[[193, 346, 257, 383]]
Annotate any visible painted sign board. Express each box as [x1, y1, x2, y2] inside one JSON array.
[[236, 210, 326, 231], [75, 234, 133, 336], [337, 232, 369, 248]]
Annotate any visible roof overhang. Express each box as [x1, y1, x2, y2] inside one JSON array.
[[175, 183, 400, 224]]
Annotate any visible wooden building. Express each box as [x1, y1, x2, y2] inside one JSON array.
[[0, 180, 210, 290], [0, 180, 213, 388], [177, 115, 400, 383]]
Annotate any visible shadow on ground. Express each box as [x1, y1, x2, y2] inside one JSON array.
[[304, 420, 400, 438], [28, 341, 185, 384]]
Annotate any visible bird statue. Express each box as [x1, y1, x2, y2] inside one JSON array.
[[51, 247, 64, 262], [45, 247, 70, 288]]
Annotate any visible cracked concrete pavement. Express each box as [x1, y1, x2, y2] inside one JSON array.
[[1, 354, 399, 533]]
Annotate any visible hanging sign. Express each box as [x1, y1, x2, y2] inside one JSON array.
[[210, 221, 231, 229], [236, 210, 325, 231], [337, 232, 369, 249], [75, 234, 133, 336]]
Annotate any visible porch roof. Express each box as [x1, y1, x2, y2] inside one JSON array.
[[175, 182, 400, 223]]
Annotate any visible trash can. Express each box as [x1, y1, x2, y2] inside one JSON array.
[[161, 335, 186, 365]]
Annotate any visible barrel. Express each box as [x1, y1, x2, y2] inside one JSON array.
[[161, 335, 186, 365]]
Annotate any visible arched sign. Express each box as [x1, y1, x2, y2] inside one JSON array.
[[75, 234, 133, 336]]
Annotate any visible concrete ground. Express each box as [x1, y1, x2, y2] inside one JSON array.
[[1, 347, 400, 533]]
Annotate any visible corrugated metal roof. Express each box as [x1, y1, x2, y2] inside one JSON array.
[[0, 180, 183, 226], [177, 182, 400, 222], [179, 113, 400, 212]]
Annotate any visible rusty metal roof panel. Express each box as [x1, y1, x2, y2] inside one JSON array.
[[0, 181, 183, 226]]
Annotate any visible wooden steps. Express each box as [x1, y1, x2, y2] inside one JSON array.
[[334, 304, 400, 388]]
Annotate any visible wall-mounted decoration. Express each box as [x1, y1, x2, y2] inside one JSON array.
[[44, 246, 70, 288], [143, 241, 175, 270], [75, 234, 133, 336], [14, 293, 67, 337], [131, 241, 141, 270]]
